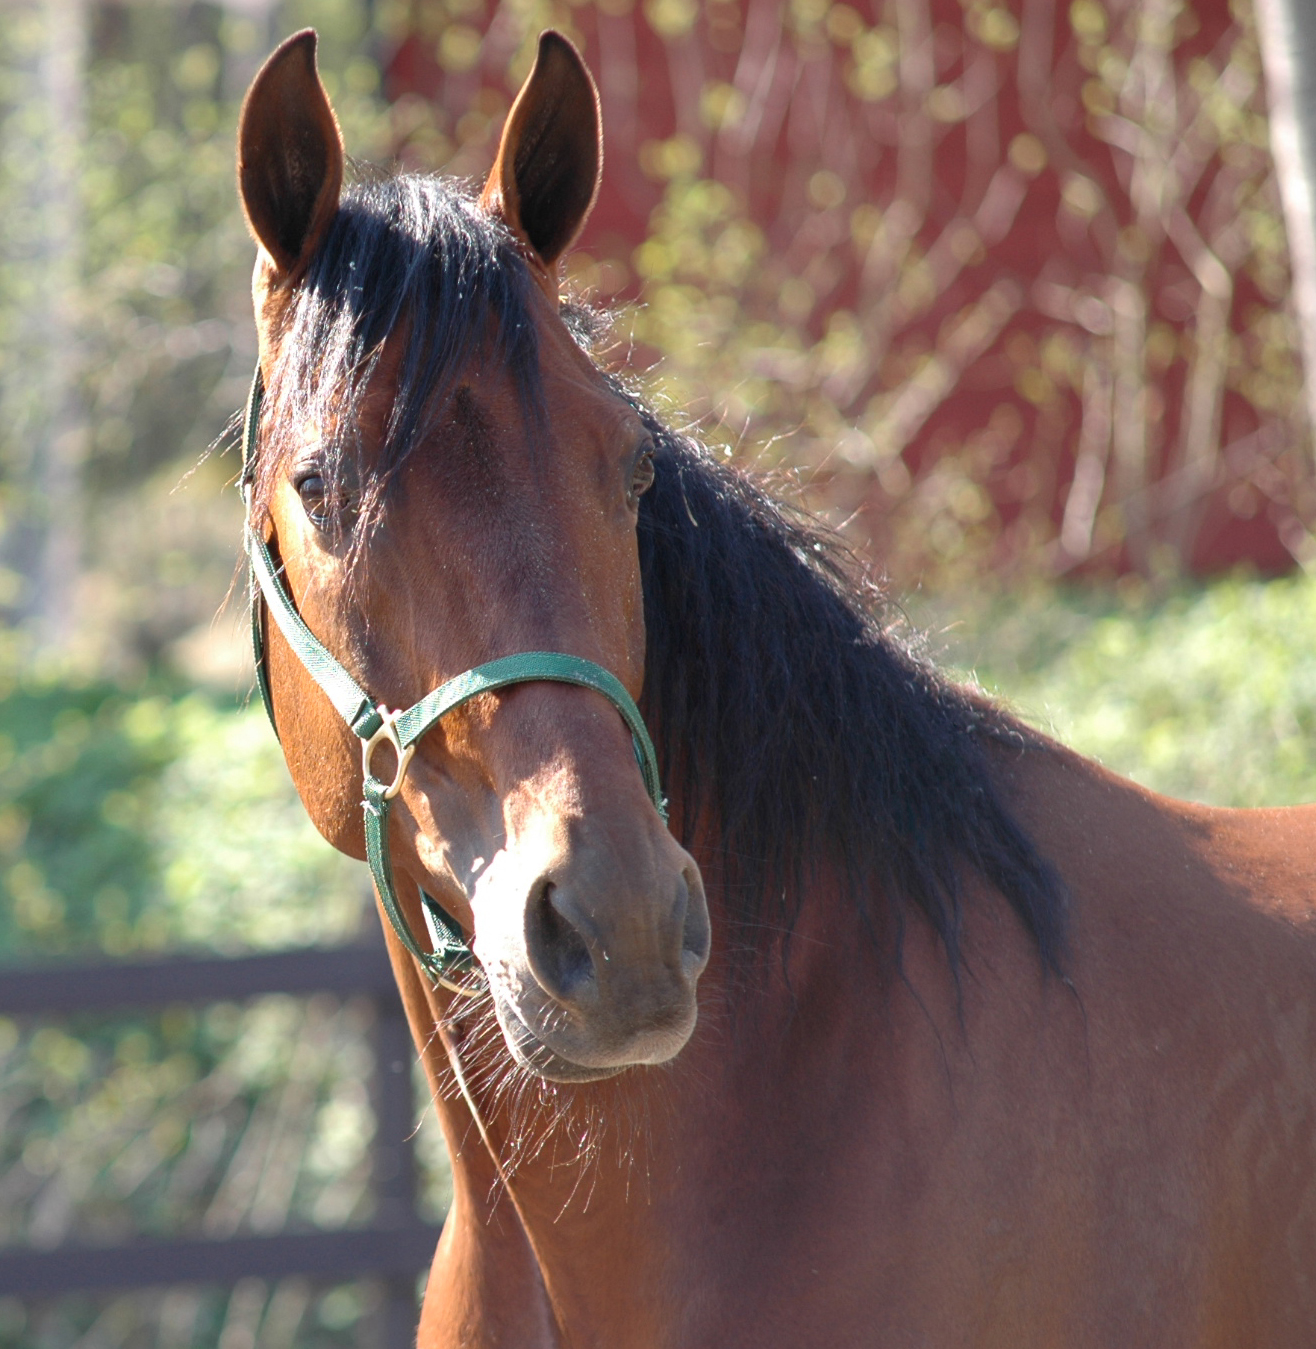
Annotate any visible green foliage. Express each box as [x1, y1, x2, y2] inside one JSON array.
[[0, 679, 364, 962], [0, 675, 445, 1348], [0, 679, 173, 957], [922, 571, 1316, 806]]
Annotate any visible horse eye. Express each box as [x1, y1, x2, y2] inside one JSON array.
[[629, 449, 656, 503], [296, 474, 331, 525]]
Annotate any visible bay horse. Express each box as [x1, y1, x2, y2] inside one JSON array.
[[236, 29, 1316, 1347]]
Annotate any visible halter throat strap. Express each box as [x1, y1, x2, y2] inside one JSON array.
[[240, 368, 667, 990]]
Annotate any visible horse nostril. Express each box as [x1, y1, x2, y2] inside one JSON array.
[[680, 865, 712, 971], [525, 878, 596, 1005]]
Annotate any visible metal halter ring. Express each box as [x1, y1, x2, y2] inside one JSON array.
[[361, 708, 415, 800]]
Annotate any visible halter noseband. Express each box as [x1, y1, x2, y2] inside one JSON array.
[[240, 369, 667, 994]]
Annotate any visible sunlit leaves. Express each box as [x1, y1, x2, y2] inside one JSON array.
[[0, 681, 365, 962], [929, 571, 1316, 807]]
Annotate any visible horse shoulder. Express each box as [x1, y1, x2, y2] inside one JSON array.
[[984, 741, 1316, 1336]]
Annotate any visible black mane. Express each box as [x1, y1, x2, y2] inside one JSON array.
[[261, 170, 1067, 975], [635, 428, 1067, 974]]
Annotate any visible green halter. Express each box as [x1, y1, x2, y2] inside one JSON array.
[[240, 369, 667, 993]]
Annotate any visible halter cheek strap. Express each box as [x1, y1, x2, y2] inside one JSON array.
[[241, 368, 667, 993]]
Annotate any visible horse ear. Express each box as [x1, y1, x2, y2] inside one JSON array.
[[237, 29, 343, 280], [481, 31, 602, 272]]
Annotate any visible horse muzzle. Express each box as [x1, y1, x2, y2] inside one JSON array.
[[471, 823, 711, 1081]]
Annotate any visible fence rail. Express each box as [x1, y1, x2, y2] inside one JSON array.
[[0, 944, 402, 1017], [0, 1225, 440, 1297], [0, 940, 439, 1342]]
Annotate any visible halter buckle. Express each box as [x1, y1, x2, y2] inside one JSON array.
[[361, 707, 415, 800]]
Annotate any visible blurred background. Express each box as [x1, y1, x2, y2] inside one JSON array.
[[1, 0, 1315, 1343]]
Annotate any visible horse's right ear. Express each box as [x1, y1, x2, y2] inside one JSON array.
[[237, 29, 343, 281], [481, 31, 602, 277]]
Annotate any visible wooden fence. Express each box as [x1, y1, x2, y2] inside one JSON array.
[[0, 942, 440, 1347]]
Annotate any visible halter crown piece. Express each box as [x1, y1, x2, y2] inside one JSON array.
[[240, 368, 668, 995]]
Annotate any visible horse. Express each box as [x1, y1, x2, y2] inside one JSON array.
[[235, 28, 1316, 1347]]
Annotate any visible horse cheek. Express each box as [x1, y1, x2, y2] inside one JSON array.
[[264, 619, 368, 861]]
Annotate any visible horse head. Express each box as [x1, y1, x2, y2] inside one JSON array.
[[235, 30, 710, 1083]]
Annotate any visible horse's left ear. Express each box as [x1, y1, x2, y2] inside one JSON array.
[[237, 29, 344, 282], [481, 31, 602, 276]]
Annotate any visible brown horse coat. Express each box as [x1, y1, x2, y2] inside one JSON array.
[[397, 749, 1316, 1346]]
